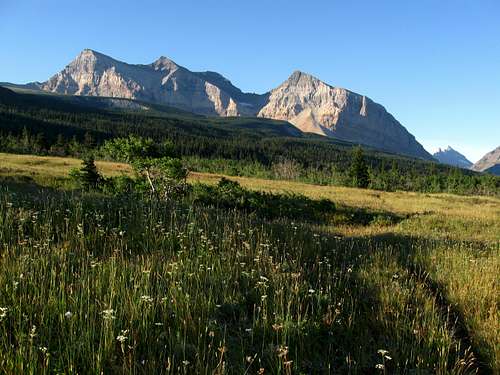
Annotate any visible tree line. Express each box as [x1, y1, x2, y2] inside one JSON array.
[[0, 94, 498, 196]]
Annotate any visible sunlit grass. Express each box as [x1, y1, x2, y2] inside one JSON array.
[[0, 152, 499, 372], [409, 240, 500, 370], [2, 153, 498, 241]]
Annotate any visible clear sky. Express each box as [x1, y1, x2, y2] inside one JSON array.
[[1, 0, 499, 162]]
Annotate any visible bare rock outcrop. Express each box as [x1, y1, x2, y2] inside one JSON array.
[[32, 49, 433, 159], [258, 71, 431, 159], [40, 49, 259, 116], [433, 146, 473, 168], [472, 146, 500, 174]]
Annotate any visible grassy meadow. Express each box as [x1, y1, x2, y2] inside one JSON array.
[[0, 153, 499, 374]]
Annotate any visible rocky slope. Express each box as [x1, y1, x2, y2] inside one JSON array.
[[472, 146, 500, 174], [257, 71, 431, 159], [36, 49, 263, 117], [433, 146, 473, 168], [13, 49, 432, 159]]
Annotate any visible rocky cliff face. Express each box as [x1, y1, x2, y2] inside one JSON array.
[[472, 146, 500, 174], [257, 71, 431, 159], [40, 49, 261, 116], [30, 49, 432, 159], [433, 146, 473, 168]]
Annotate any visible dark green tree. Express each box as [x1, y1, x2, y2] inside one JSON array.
[[349, 146, 370, 188], [33, 133, 46, 154], [83, 132, 95, 149], [70, 155, 103, 191], [20, 127, 30, 152]]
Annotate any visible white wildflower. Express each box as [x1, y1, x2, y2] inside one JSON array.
[[64, 311, 73, 319], [0, 307, 8, 320], [29, 325, 37, 339], [102, 309, 116, 320], [116, 330, 128, 343], [140, 295, 154, 303]]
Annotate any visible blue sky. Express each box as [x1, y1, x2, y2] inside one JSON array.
[[1, 0, 499, 162]]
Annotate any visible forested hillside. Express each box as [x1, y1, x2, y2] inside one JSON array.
[[1, 87, 498, 195]]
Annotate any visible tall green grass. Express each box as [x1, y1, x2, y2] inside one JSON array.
[[0, 185, 488, 373]]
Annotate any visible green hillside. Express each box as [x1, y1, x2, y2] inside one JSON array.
[[1, 86, 498, 195]]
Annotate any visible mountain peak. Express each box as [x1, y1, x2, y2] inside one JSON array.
[[433, 146, 472, 168], [71, 49, 117, 67], [287, 70, 318, 83], [154, 55, 175, 64], [77, 49, 108, 59], [24, 50, 433, 160], [81, 48, 97, 54], [151, 55, 179, 71], [259, 69, 432, 160]]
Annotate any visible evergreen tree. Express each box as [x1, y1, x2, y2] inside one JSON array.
[[349, 146, 370, 188], [79, 155, 102, 190], [33, 133, 46, 154], [21, 127, 30, 152], [50, 134, 68, 156], [83, 132, 95, 149]]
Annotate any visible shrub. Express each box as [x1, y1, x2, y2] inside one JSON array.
[[192, 178, 335, 221]]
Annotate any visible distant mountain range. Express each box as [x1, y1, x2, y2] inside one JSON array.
[[471, 146, 500, 175], [432, 146, 500, 175], [433, 146, 473, 168], [1, 49, 433, 160]]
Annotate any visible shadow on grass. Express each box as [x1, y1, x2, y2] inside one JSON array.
[[0, 178, 493, 373], [342, 233, 494, 374]]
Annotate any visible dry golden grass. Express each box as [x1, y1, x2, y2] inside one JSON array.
[[189, 172, 500, 242], [1, 152, 499, 241], [0, 152, 132, 178], [190, 172, 499, 219]]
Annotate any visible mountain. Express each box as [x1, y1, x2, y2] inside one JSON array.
[[7, 49, 432, 160], [484, 164, 500, 175], [472, 146, 500, 175], [32, 49, 265, 117], [0, 85, 459, 184], [432, 146, 473, 168], [257, 71, 431, 160]]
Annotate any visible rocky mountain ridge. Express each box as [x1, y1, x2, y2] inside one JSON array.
[[8, 49, 433, 160], [472, 146, 500, 175], [257, 71, 430, 159], [36, 49, 262, 117], [433, 146, 473, 168]]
